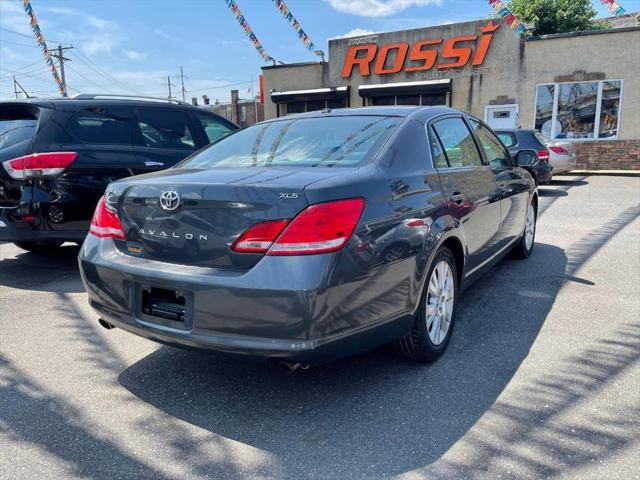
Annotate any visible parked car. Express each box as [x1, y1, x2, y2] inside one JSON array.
[[495, 129, 553, 184], [0, 95, 237, 252], [541, 136, 577, 174], [79, 107, 538, 369]]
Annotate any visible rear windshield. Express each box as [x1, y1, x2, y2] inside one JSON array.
[[0, 119, 37, 149], [533, 131, 549, 146], [179, 115, 402, 169]]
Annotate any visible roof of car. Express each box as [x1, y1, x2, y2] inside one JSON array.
[[494, 128, 536, 134], [0, 96, 201, 112], [262, 106, 458, 122]]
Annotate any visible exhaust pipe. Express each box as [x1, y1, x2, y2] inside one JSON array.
[[279, 361, 310, 373], [98, 318, 115, 330]]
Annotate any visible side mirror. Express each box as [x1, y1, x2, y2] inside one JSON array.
[[516, 150, 538, 166]]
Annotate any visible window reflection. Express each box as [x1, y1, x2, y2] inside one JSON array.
[[556, 82, 598, 139], [535, 84, 555, 137], [599, 81, 621, 138]]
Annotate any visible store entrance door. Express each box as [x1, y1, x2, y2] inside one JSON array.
[[484, 105, 519, 129]]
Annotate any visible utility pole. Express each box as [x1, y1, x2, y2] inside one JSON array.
[[166, 76, 176, 100], [13, 78, 31, 98], [178, 66, 186, 102], [50, 44, 73, 97], [13, 76, 18, 99]]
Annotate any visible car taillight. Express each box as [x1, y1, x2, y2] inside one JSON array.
[[537, 149, 549, 161], [231, 219, 290, 253], [268, 198, 365, 255], [89, 196, 126, 240], [231, 198, 365, 256], [2, 152, 78, 180], [549, 146, 568, 155]]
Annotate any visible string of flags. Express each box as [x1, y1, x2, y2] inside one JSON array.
[[600, 0, 626, 17], [22, 0, 66, 96], [223, 0, 274, 63], [487, 0, 527, 37], [271, 0, 316, 52]]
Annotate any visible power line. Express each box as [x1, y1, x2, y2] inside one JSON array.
[[0, 39, 40, 49], [72, 49, 146, 95], [0, 26, 64, 45], [65, 64, 116, 94]]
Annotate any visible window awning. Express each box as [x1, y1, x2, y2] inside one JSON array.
[[358, 79, 451, 98], [271, 86, 350, 103]]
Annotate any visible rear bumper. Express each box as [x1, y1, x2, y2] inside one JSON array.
[[78, 236, 415, 364], [0, 213, 86, 243], [550, 156, 577, 174]]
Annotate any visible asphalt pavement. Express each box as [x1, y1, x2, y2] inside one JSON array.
[[0, 175, 639, 480]]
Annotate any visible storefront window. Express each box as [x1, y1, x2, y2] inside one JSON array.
[[557, 82, 598, 139], [327, 98, 347, 109], [535, 85, 555, 136], [534, 80, 623, 140], [396, 94, 421, 106], [599, 81, 621, 138], [286, 101, 306, 115], [306, 100, 326, 112]]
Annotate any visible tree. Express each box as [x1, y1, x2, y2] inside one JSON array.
[[508, 0, 607, 36]]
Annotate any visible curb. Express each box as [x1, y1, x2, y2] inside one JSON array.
[[558, 170, 640, 178]]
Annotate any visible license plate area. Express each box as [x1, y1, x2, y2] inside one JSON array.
[[137, 285, 194, 331]]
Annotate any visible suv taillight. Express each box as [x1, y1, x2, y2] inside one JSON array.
[[231, 198, 365, 256], [2, 152, 78, 180], [89, 196, 126, 240], [537, 149, 549, 161]]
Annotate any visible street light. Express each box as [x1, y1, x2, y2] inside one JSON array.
[[314, 50, 326, 62]]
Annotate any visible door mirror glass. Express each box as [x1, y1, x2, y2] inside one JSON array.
[[516, 150, 537, 166]]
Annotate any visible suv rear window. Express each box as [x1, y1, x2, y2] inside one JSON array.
[[0, 119, 37, 149], [179, 116, 402, 169], [496, 132, 517, 148], [68, 107, 132, 144]]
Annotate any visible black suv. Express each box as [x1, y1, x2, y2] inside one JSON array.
[[0, 95, 237, 251]]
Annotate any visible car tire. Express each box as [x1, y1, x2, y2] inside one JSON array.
[[394, 246, 458, 362], [13, 241, 63, 252], [512, 200, 537, 259]]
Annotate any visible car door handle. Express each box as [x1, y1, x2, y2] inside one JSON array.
[[145, 161, 165, 167], [449, 192, 465, 204]]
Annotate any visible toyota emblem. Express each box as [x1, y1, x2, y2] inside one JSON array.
[[159, 191, 180, 211]]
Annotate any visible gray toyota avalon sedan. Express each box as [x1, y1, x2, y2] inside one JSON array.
[[79, 107, 537, 370]]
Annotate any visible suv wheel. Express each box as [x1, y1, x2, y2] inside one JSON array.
[[14, 241, 63, 253], [394, 246, 458, 362]]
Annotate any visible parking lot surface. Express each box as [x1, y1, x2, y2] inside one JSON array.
[[1, 175, 639, 480]]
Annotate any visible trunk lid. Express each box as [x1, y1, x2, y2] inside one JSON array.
[[112, 167, 343, 268]]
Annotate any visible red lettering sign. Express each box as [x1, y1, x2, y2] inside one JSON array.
[[341, 21, 500, 78]]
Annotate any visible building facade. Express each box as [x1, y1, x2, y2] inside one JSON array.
[[262, 18, 640, 169]]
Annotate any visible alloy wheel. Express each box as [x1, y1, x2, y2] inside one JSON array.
[[426, 260, 454, 346]]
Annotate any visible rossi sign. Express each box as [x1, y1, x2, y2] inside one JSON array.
[[341, 21, 500, 78]]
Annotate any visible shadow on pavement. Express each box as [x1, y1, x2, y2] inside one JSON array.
[[117, 243, 566, 479], [0, 244, 84, 293]]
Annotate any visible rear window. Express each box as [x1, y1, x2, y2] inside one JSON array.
[[179, 116, 402, 169], [0, 119, 37, 149], [496, 132, 517, 148], [533, 131, 549, 146]]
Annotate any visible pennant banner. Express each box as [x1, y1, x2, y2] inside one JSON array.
[[600, 0, 627, 17], [22, 0, 66, 96], [487, 0, 527, 36], [224, 0, 274, 62], [271, 0, 316, 52]]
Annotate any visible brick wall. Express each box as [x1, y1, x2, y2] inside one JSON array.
[[573, 140, 640, 170]]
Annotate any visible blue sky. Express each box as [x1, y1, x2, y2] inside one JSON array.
[[0, 0, 624, 102]]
